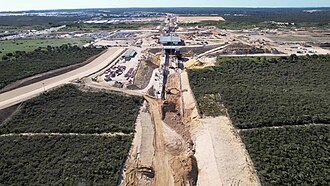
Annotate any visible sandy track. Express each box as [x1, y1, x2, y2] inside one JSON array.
[[80, 83, 143, 97], [0, 48, 125, 110], [0, 132, 130, 137], [239, 123, 329, 131], [139, 108, 155, 166]]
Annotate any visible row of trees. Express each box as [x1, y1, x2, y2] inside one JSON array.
[[0, 85, 144, 134], [0, 44, 103, 89], [188, 55, 330, 129]]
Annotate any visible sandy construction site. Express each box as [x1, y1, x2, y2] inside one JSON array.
[[117, 69, 260, 186], [178, 16, 225, 23], [1, 12, 329, 186]]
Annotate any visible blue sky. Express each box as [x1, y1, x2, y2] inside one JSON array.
[[1, 0, 330, 11]]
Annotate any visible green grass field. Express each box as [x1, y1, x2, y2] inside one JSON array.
[[0, 38, 91, 56]]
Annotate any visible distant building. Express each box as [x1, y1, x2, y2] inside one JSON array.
[[159, 36, 182, 45], [123, 49, 137, 60]]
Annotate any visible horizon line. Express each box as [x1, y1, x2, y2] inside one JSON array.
[[1, 6, 330, 13]]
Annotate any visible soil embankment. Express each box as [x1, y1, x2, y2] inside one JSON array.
[[120, 102, 155, 186], [134, 60, 158, 89], [0, 48, 125, 110], [0, 104, 20, 124]]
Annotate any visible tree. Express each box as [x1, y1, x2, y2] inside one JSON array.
[[6, 52, 13, 57], [2, 56, 9, 60]]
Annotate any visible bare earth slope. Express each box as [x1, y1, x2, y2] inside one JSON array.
[[0, 48, 125, 109]]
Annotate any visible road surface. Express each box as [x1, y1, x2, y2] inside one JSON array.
[[0, 47, 125, 110]]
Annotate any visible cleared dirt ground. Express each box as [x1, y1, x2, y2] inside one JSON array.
[[178, 16, 225, 23], [199, 117, 260, 186]]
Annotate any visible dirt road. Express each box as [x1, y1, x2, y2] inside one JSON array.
[[0, 48, 125, 109], [0, 132, 129, 137], [145, 96, 175, 186]]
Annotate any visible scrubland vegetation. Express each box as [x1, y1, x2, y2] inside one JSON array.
[[189, 55, 330, 128], [0, 85, 143, 134], [180, 8, 330, 29], [0, 135, 132, 185], [0, 85, 143, 185], [241, 125, 329, 186], [188, 55, 330, 185]]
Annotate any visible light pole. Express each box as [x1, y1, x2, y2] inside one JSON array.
[[42, 83, 45, 92]]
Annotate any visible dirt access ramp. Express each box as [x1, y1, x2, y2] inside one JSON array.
[[180, 70, 260, 186]]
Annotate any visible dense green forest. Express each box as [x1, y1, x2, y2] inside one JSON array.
[[188, 55, 330, 129], [0, 44, 103, 89], [0, 135, 132, 185], [240, 125, 330, 186], [0, 85, 143, 134]]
